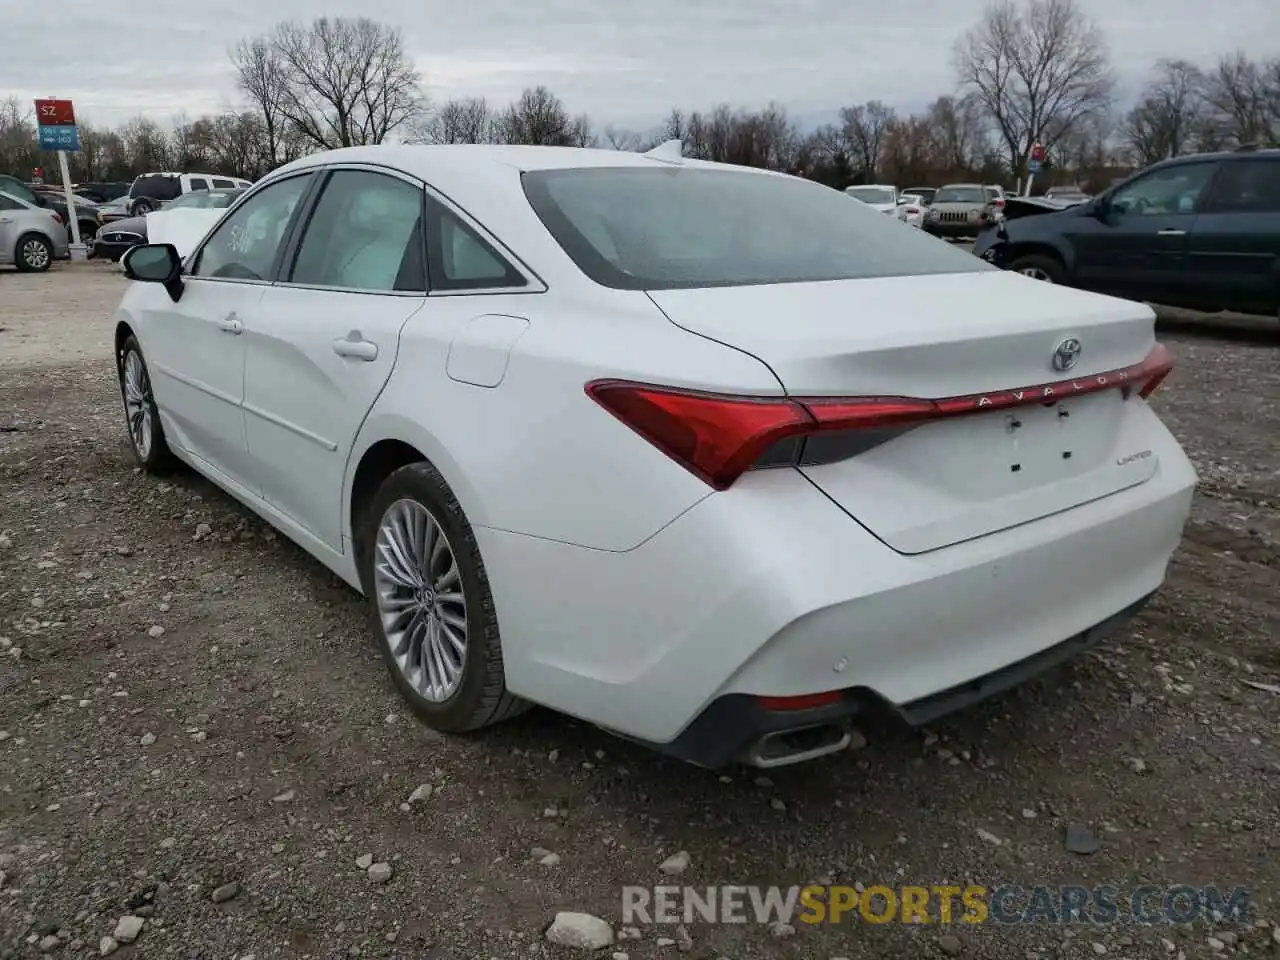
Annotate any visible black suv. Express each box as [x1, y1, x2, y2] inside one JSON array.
[[973, 146, 1280, 316]]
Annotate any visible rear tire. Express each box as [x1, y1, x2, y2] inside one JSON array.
[[357, 461, 529, 733], [14, 233, 53, 272], [1010, 254, 1066, 284]]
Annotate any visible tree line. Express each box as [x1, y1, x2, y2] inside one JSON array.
[[0, 0, 1276, 195]]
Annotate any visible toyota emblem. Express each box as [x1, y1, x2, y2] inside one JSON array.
[[1052, 337, 1082, 372]]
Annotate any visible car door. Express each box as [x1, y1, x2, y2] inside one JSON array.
[[142, 172, 315, 492], [1071, 160, 1219, 302], [1184, 156, 1280, 314], [0, 194, 19, 260], [241, 166, 429, 550]]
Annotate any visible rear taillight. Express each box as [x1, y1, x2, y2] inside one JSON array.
[[51, 212, 64, 225], [905, 207, 921, 215], [586, 343, 1175, 490]]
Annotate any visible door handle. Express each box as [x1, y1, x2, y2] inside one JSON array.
[[1156, 229, 1186, 236], [217, 313, 243, 335], [332, 332, 378, 361], [0, 217, 11, 224]]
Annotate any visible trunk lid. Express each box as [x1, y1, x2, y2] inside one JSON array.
[[648, 271, 1162, 554]]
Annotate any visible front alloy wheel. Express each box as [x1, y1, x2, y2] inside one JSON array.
[[373, 499, 469, 702], [117, 335, 175, 473]]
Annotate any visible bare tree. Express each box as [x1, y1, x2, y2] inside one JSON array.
[[0, 97, 35, 175], [231, 36, 290, 168], [414, 97, 492, 144], [1123, 59, 1205, 164], [265, 17, 424, 150], [1202, 52, 1274, 147], [839, 100, 895, 179], [603, 124, 641, 151], [490, 86, 572, 146], [954, 0, 1115, 172]]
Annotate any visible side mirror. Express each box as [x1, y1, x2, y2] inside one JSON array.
[[123, 243, 184, 302]]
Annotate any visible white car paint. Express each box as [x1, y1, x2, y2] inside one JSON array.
[[897, 194, 928, 228], [145, 208, 229, 259], [112, 144, 1197, 768], [844, 184, 898, 214]]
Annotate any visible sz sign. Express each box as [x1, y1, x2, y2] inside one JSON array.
[[35, 97, 80, 153], [35, 98, 77, 126]]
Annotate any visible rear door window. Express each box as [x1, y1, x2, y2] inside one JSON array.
[[1200, 158, 1280, 214], [212, 178, 235, 189], [188, 177, 209, 192]]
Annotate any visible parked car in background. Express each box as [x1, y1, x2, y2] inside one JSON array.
[[0, 175, 101, 243], [127, 172, 253, 216], [148, 188, 246, 255], [1041, 186, 1092, 206], [93, 188, 247, 261], [112, 143, 1194, 769], [843, 184, 899, 214], [984, 184, 1008, 215], [972, 147, 1280, 316], [896, 195, 927, 228], [901, 186, 936, 205], [74, 181, 131, 203], [924, 183, 994, 238], [0, 189, 70, 271]]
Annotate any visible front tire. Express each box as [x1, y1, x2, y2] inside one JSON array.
[[1010, 254, 1066, 284], [15, 233, 53, 272], [357, 462, 528, 733], [118, 335, 176, 473]]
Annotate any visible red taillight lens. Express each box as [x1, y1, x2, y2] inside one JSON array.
[[51, 212, 64, 225], [757, 691, 843, 711], [586, 343, 1174, 489], [1136, 342, 1175, 398], [584, 381, 812, 490]]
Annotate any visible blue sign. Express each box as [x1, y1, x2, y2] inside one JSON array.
[[38, 124, 80, 152], [1027, 158, 1042, 173]]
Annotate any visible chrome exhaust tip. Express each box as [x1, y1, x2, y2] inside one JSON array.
[[743, 722, 854, 768]]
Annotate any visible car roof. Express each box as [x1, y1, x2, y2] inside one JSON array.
[[274, 143, 758, 178]]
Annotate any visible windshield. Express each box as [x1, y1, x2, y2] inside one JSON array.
[[934, 187, 986, 204], [844, 186, 896, 205], [521, 167, 992, 290]]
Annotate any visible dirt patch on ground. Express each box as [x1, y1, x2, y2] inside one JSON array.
[[1, 267, 1277, 959]]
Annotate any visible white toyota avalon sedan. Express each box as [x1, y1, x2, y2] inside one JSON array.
[[114, 143, 1197, 769]]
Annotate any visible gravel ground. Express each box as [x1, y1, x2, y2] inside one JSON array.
[[1, 263, 1277, 960]]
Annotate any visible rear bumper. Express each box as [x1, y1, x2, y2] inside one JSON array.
[[647, 593, 1151, 768], [477, 414, 1196, 759]]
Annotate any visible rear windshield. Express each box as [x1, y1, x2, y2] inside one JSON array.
[[844, 186, 895, 205], [522, 167, 991, 290], [934, 186, 986, 204]]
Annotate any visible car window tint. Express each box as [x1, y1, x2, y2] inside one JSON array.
[[1201, 159, 1280, 214], [0, 194, 19, 210], [288, 170, 425, 293], [934, 187, 986, 203], [212, 178, 235, 189], [192, 174, 311, 282], [1110, 162, 1217, 216], [425, 198, 525, 291], [188, 178, 209, 191]]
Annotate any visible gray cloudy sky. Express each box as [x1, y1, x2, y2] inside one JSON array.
[[4, 0, 1275, 133]]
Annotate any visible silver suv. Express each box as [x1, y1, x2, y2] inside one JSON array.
[[923, 183, 993, 239]]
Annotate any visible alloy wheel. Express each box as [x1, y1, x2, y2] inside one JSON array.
[[373, 499, 469, 702], [1019, 266, 1054, 282], [122, 350, 153, 460], [21, 238, 50, 270]]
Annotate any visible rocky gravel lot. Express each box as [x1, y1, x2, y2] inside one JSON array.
[[1, 264, 1278, 960]]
